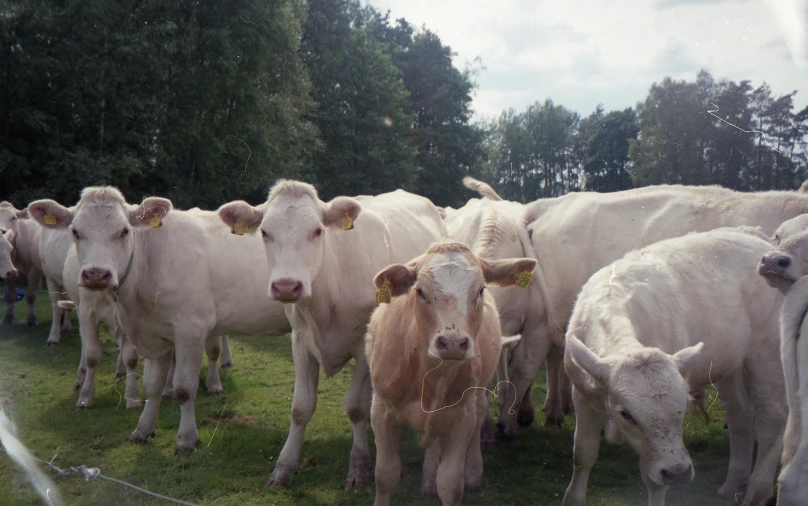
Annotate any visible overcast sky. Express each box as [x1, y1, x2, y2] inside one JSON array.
[[364, 0, 808, 121]]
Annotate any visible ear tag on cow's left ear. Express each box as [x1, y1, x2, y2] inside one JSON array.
[[149, 215, 162, 228], [514, 271, 533, 289], [340, 212, 354, 231], [43, 213, 57, 226], [233, 220, 249, 236], [376, 279, 392, 304]]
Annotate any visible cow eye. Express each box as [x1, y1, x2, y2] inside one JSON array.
[[261, 229, 271, 242], [416, 287, 427, 300], [313, 227, 323, 238], [10, 216, 15, 221], [479, 286, 485, 297], [120, 228, 130, 238], [620, 410, 636, 424], [72, 229, 81, 240]]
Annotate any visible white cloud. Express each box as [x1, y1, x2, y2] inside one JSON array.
[[365, 0, 808, 119]]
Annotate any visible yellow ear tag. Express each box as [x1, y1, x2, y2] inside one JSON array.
[[43, 213, 57, 226], [376, 279, 392, 304], [233, 220, 249, 236], [514, 271, 534, 289], [340, 212, 354, 231], [148, 215, 162, 228]]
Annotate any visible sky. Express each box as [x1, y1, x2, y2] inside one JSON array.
[[364, 0, 808, 121]]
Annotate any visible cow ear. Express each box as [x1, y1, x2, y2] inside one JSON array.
[[673, 342, 703, 377], [28, 200, 73, 228], [131, 197, 173, 227], [322, 197, 361, 229], [480, 257, 537, 287], [564, 331, 611, 391], [16, 208, 29, 220], [218, 201, 263, 235], [374, 264, 417, 297]]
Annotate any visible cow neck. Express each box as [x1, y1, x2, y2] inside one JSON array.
[[113, 248, 135, 303]]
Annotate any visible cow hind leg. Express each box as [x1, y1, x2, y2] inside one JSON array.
[[204, 337, 224, 395], [44, 278, 62, 346], [130, 353, 172, 444], [220, 336, 234, 368], [25, 269, 41, 327], [268, 336, 320, 487], [715, 374, 754, 500], [500, 333, 551, 438], [343, 350, 371, 491], [162, 351, 176, 398]]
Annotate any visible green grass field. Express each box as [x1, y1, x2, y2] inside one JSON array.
[[0, 289, 747, 505]]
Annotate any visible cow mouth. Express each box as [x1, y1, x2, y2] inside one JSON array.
[[79, 281, 112, 290], [758, 268, 795, 285]]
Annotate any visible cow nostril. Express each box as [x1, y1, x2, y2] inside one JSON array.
[[458, 338, 469, 351], [777, 257, 791, 269]]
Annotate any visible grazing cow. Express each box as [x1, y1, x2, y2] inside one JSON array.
[[521, 185, 808, 430], [28, 188, 289, 452], [0, 202, 42, 326], [564, 227, 785, 506], [1, 230, 18, 280], [38, 225, 75, 345], [443, 178, 551, 440], [218, 180, 446, 489], [757, 214, 808, 506], [366, 240, 536, 506]]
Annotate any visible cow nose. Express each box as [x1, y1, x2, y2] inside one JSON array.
[[759, 253, 791, 276], [660, 463, 693, 486], [4, 268, 17, 279], [436, 334, 470, 360], [271, 278, 303, 302], [81, 267, 112, 288]]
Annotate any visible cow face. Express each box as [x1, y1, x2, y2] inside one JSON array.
[[28, 189, 171, 291], [219, 181, 360, 303], [566, 333, 703, 487], [0, 202, 27, 237], [0, 230, 17, 279], [374, 241, 536, 361], [758, 214, 808, 292]]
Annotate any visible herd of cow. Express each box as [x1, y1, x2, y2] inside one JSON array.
[[2, 177, 808, 505]]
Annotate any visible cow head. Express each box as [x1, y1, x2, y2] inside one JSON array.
[[0, 230, 17, 279], [758, 214, 808, 292], [218, 180, 361, 302], [0, 201, 28, 237], [565, 332, 703, 488], [373, 240, 536, 361], [28, 188, 171, 291]]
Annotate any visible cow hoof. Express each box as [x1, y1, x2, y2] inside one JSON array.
[[421, 478, 438, 497], [344, 472, 369, 492], [174, 442, 197, 455], [517, 407, 535, 427], [126, 399, 143, 410], [27, 316, 37, 327], [220, 360, 234, 368], [344, 455, 370, 491], [75, 398, 94, 409], [128, 430, 155, 444], [46, 340, 59, 347], [718, 482, 747, 501], [480, 423, 496, 448], [464, 480, 482, 493], [206, 383, 224, 395], [543, 412, 565, 429], [495, 421, 518, 442], [267, 465, 295, 488]]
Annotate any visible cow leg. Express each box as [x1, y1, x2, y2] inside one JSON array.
[[544, 343, 571, 427], [162, 351, 176, 398], [220, 336, 234, 368], [118, 330, 141, 410], [715, 374, 754, 500], [268, 335, 319, 487], [61, 308, 73, 334], [464, 390, 487, 492], [436, 405, 475, 506], [44, 277, 62, 346], [639, 459, 669, 506], [561, 388, 605, 506], [24, 268, 41, 326], [371, 393, 400, 506], [76, 304, 102, 409], [172, 337, 205, 452], [204, 336, 224, 395], [344, 349, 371, 491], [421, 439, 440, 496], [130, 352, 172, 443], [4, 275, 16, 323]]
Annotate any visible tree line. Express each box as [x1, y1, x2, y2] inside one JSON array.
[[2, 1, 806, 209]]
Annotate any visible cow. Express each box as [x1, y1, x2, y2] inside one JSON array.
[[38, 225, 75, 345], [28, 187, 289, 452], [757, 214, 808, 506], [1, 230, 18, 280], [443, 178, 551, 440], [366, 240, 536, 506], [218, 180, 446, 489], [0, 202, 42, 326], [563, 226, 785, 506], [521, 184, 808, 430]]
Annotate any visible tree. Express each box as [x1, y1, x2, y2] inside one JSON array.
[[579, 106, 638, 192]]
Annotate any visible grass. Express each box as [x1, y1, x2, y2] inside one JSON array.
[[0, 288, 745, 505]]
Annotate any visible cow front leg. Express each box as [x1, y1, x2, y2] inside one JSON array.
[[421, 439, 440, 496], [220, 335, 234, 368], [130, 352, 172, 443], [464, 390, 487, 492], [344, 349, 371, 491], [371, 395, 401, 506], [268, 336, 319, 487], [162, 351, 176, 398], [436, 405, 476, 506], [640, 459, 669, 506], [44, 277, 63, 346], [204, 336, 224, 395], [715, 375, 754, 500], [25, 268, 41, 327], [76, 304, 102, 409], [172, 337, 205, 452], [562, 388, 605, 506], [4, 275, 16, 323], [118, 330, 141, 409]]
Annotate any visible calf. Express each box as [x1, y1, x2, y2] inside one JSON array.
[[218, 180, 446, 488], [366, 240, 536, 506], [0, 202, 42, 326], [564, 227, 785, 506], [758, 214, 808, 506]]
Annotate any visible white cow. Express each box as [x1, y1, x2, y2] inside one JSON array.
[[38, 225, 75, 345], [28, 187, 289, 452], [0, 230, 18, 280], [522, 185, 808, 430], [757, 214, 808, 506], [564, 227, 785, 506], [218, 180, 446, 489], [443, 178, 551, 440], [0, 202, 42, 326]]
